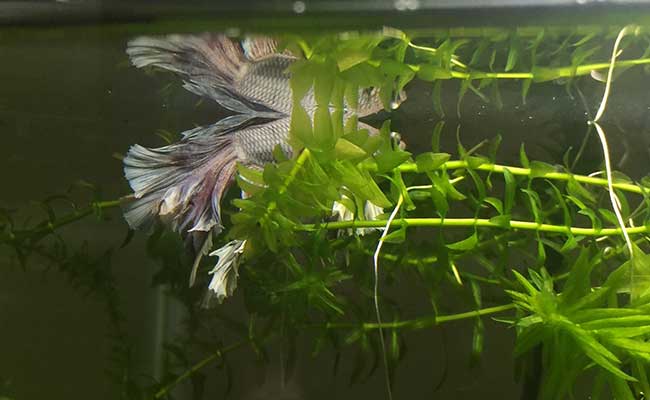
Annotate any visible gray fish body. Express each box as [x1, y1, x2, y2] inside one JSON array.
[[123, 34, 394, 236], [127, 34, 386, 118]]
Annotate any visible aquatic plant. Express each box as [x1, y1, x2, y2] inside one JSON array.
[[4, 25, 650, 399]]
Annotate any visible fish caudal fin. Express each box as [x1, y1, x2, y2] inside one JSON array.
[[127, 34, 287, 117], [122, 122, 242, 235]]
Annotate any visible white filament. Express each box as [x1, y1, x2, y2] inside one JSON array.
[[589, 25, 636, 258], [372, 194, 403, 400]]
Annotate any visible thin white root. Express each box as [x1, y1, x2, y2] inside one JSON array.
[[372, 194, 403, 400], [590, 25, 637, 258]]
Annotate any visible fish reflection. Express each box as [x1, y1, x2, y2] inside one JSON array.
[[123, 34, 400, 237]]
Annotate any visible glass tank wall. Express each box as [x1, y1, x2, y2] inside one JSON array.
[[3, 2, 650, 399]]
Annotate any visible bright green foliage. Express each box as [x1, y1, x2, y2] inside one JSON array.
[[507, 247, 650, 398], [6, 26, 650, 399]]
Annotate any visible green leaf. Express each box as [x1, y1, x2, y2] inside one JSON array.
[[469, 38, 490, 66], [335, 162, 392, 208], [532, 66, 569, 83], [431, 185, 448, 218], [471, 316, 484, 363], [337, 49, 372, 71], [290, 60, 314, 101], [530, 161, 556, 178], [608, 374, 636, 400], [429, 170, 466, 201], [521, 79, 532, 105], [383, 226, 407, 243], [492, 80, 503, 110], [415, 152, 450, 172], [290, 103, 313, 148], [456, 78, 471, 118], [505, 36, 519, 72], [314, 63, 336, 106], [417, 64, 452, 81], [595, 326, 650, 338], [561, 248, 593, 305], [563, 322, 635, 381], [344, 82, 359, 111], [432, 80, 445, 119], [567, 178, 597, 205], [514, 324, 546, 357], [547, 180, 572, 231], [446, 232, 478, 251], [503, 168, 516, 215], [484, 197, 503, 215], [521, 188, 542, 223], [581, 316, 650, 330], [431, 120, 444, 152], [466, 168, 486, 202], [489, 214, 511, 228], [567, 195, 602, 231], [314, 106, 336, 150], [572, 308, 644, 323], [392, 169, 416, 211], [598, 208, 618, 226], [335, 138, 367, 160], [519, 143, 530, 168]]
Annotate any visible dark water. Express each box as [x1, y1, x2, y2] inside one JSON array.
[[2, 22, 650, 400]]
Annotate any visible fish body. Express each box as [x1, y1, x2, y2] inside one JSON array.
[[123, 34, 399, 237], [127, 34, 385, 118]]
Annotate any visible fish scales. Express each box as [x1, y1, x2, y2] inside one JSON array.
[[234, 118, 292, 164]]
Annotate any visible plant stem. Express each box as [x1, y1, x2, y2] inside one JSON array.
[[300, 217, 650, 236], [154, 338, 251, 399], [386, 160, 648, 195], [266, 148, 311, 214], [2, 199, 123, 243], [280, 148, 311, 196], [319, 303, 516, 331], [409, 57, 650, 81]]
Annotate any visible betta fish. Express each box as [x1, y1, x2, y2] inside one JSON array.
[[123, 34, 398, 236], [122, 33, 405, 302]]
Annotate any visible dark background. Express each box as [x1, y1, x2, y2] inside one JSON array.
[[2, 16, 650, 400]]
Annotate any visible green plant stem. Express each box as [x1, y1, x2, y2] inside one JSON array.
[[154, 338, 251, 399], [318, 303, 516, 331], [408, 57, 650, 80], [300, 217, 650, 236], [387, 160, 648, 195], [2, 199, 123, 243], [266, 148, 311, 213], [280, 148, 311, 195]]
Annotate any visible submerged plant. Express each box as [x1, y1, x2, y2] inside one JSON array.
[[5, 24, 650, 399]]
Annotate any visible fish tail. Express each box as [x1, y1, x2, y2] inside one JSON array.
[[127, 34, 245, 87], [122, 123, 242, 235], [127, 34, 285, 117]]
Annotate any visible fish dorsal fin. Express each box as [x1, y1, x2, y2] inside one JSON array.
[[241, 36, 287, 61]]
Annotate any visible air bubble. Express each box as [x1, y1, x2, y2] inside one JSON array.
[[394, 0, 419, 11], [293, 1, 306, 14]]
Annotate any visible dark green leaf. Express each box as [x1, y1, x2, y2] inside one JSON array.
[[335, 138, 367, 160], [431, 120, 445, 153], [530, 161, 556, 178], [503, 168, 516, 215], [417, 64, 452, 81], [432, 80, 445, 119], [446, 232, 478, 251], [415, 152, 451, 172], [519, 143, 530, 168]]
